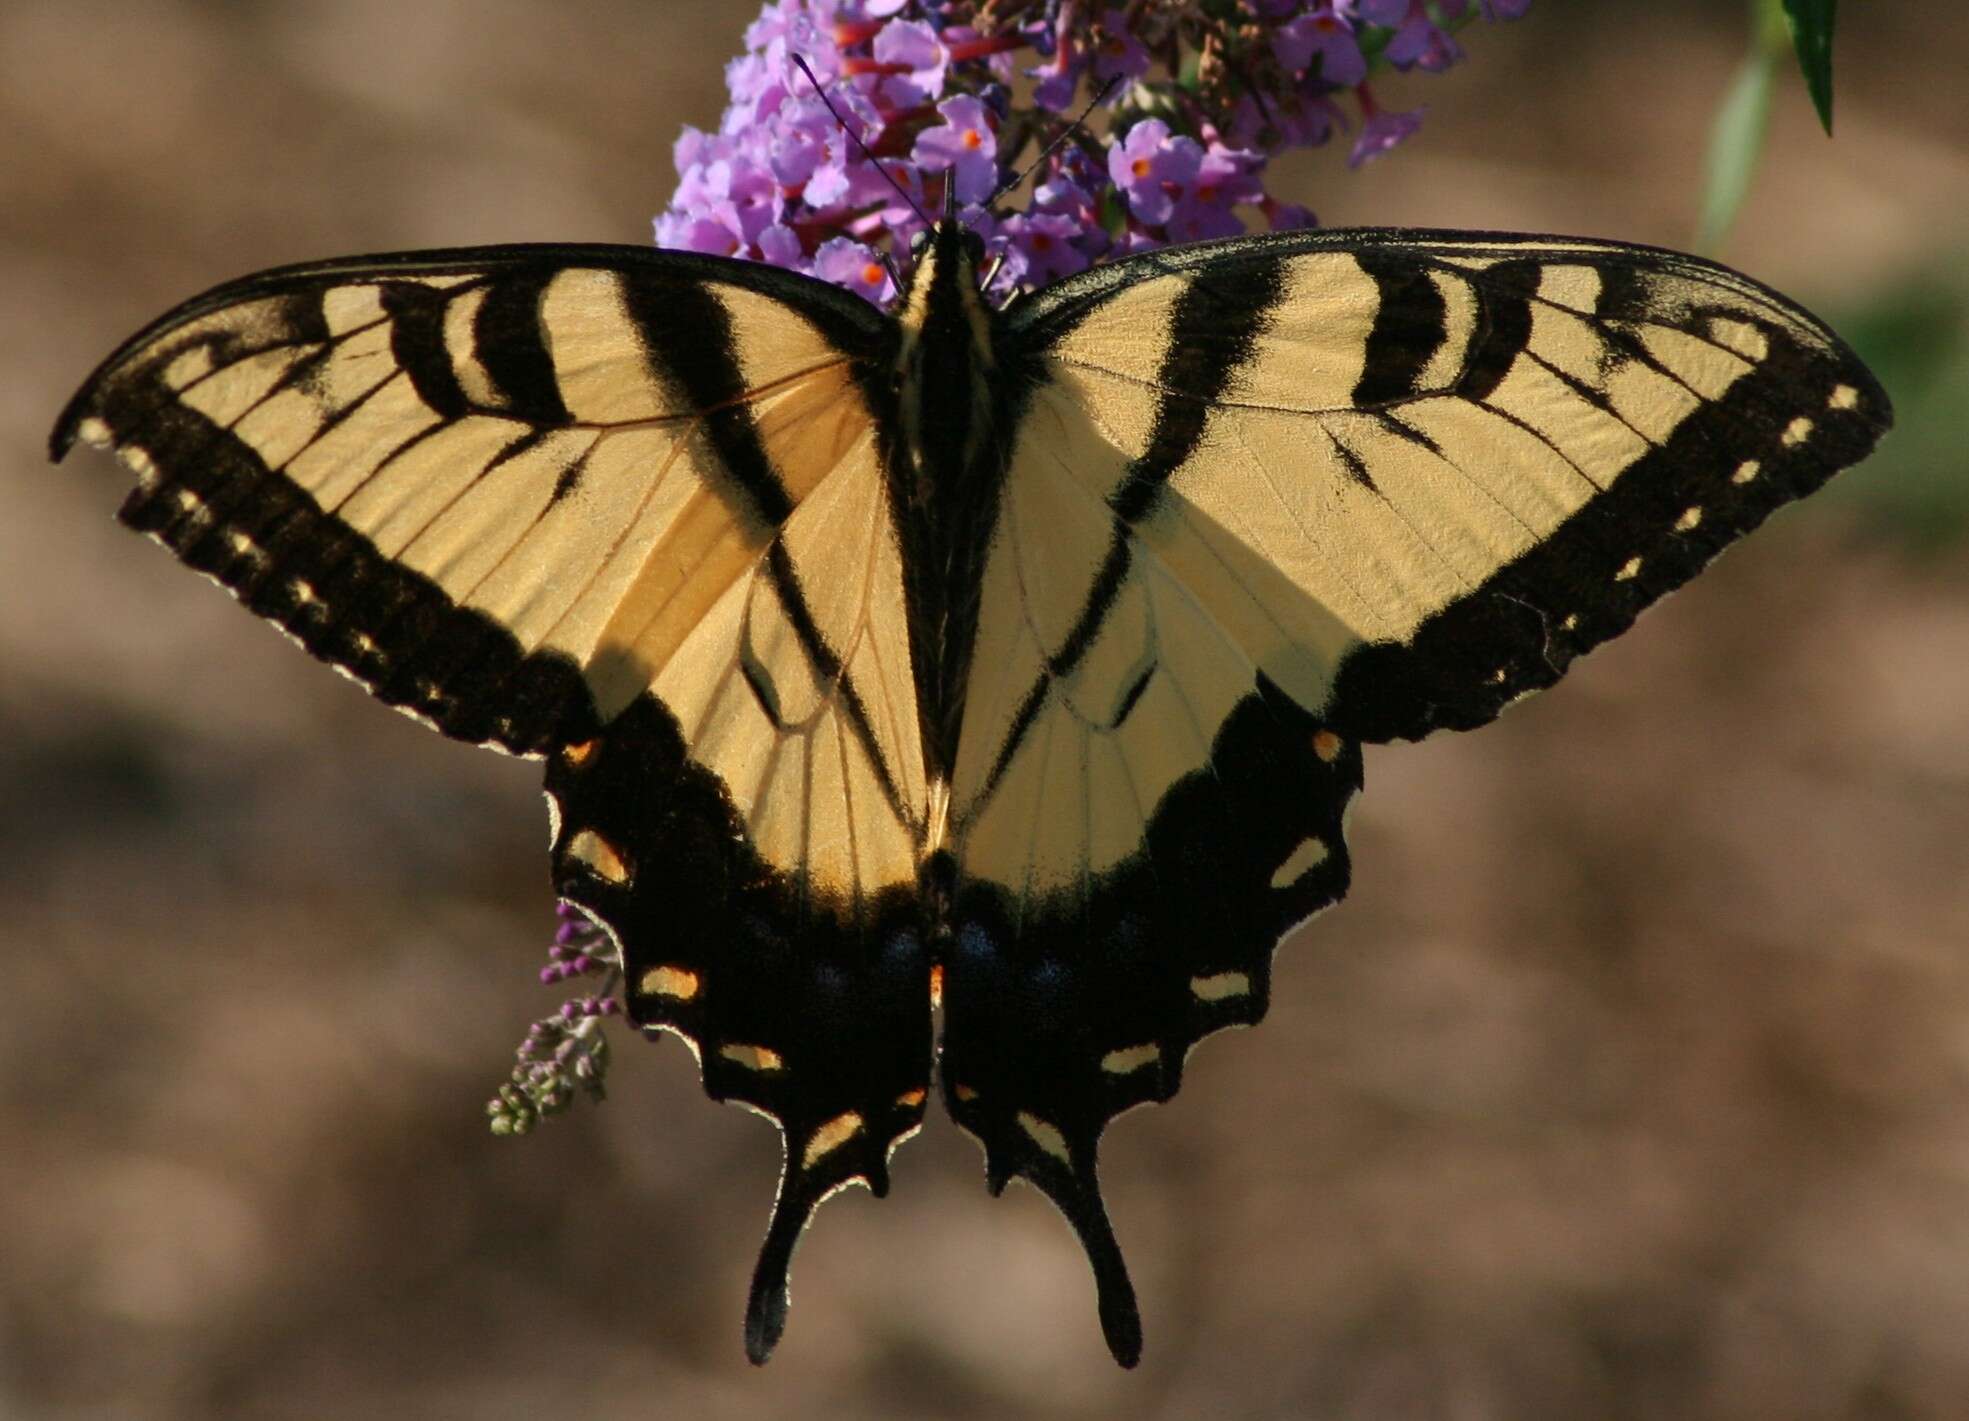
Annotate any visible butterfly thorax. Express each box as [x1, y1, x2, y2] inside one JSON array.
[[894, 223, 997, 496]]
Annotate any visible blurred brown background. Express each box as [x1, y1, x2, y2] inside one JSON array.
[[5, 3, 1968, 1417]]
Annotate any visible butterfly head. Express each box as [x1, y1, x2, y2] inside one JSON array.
[[906, 216, 986, 273], [900, 214, 989, 333]]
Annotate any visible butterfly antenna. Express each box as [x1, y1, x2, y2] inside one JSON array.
[[985, 76, 1120, 211], [792, 55, 932, 232]]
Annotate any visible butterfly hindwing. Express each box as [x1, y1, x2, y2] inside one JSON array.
[[545, 696, 932, 1364]]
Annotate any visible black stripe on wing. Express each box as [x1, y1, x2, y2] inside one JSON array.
[[1326, 263, 1892, 742], [965, 258, 1291, 812], [755, 543, 915, 830], [1351, 244, 1453, 406], [473, 268, 574, 425], [382, 282, 473, 419], [622, 273, 795, 527]]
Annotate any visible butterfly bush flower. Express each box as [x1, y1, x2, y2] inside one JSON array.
[[487, 904, 621, 1134], [1108, 118, 1201, 226], [1350, 86, 1427, 167], [499, 0, 1529, 1128], [915, 94, 1001, 203], [1274, 7, 1368, 87], [652, 0, 1531, 308]]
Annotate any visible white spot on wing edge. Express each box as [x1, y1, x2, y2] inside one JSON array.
[[565, 828, 631, 885], [1674, 506, 1703, 533], [1269, 836, 1330, 889], [720, 1043, 786, 1072], [1782, 416, 1814, 447], [1732, 459, 1762, 484], [76, 416, 114, 448], [802, 1111, 866, 1171], [1016, 1111, 1073, 1165], [884, 1119, 925, 1167], [639, 964, 699, 1000], [122, 445, 163, 488], [1829, 383, 1860, 410], [1100, 1044, 1160, 1076], [1190, 971, 1251, 1003], [1614, 556, 1642, 582], [644, 1019, 705, 1068]]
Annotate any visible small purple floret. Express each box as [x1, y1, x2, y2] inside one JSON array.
[[913, 94, 999, 204], [1349, 103, 1425, 167]]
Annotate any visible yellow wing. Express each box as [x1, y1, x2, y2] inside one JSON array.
[[55, 245, 942, 1362], [934, 232, 1890, 1355], [956, 229, 1892, 903], [53, 245, 927, 901]]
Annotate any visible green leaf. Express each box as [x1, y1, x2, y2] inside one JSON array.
[[1782, 0, 1838, 133], [1697, 47, 1775, 254]]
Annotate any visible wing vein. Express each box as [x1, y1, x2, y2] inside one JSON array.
[[1219, 410, 1398, 642]]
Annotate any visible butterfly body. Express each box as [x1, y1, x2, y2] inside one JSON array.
[[53, 221, 1890, 1366], [887, 224, 1013, 790]]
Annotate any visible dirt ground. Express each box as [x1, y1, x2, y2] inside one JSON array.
[[4, 3, 1968, 1417]]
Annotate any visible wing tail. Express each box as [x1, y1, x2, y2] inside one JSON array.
[[943, 679, 1361, 1360], [547, 695, 933, 1359]]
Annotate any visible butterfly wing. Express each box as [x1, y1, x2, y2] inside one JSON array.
[[945, 229, 1892, 1358], [52, 245, 936, 1359]]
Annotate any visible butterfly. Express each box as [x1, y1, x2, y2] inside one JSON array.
[[51, 215, 1890, 1365]]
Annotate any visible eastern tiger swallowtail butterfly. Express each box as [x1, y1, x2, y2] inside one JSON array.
[[51, 215, 1890, 1366]]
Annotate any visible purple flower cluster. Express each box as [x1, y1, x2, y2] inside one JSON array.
[[654, 0, 1530, 306], [488, 905, 622, 1135]]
